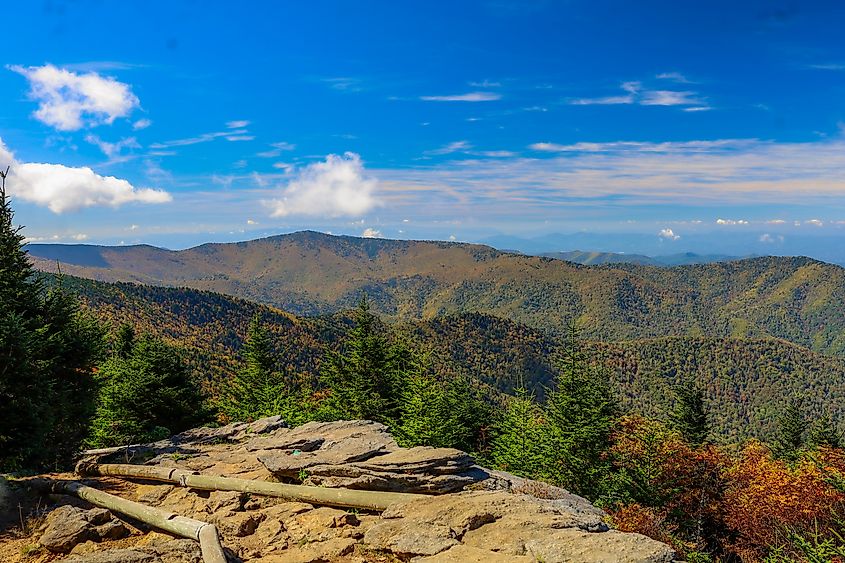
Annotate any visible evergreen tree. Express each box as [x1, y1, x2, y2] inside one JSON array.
[[224, 314, 308, 423], [0, 169, 103, 470], [88, 334, 207, 447], [807, 412, 842, 449], [113, 322, 135, 359], [543, 323, 619, 499], [317, 298, 404, 424], [392, 343, 490, 451], [671, 382, 710, 446], [773, 400, 805, 460], [489, 385, 547, 479]]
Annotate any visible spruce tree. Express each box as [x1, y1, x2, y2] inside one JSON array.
[[224, 314, 307, 423], [489, 386, 546, 479], [0, 169, 103, 469], [671, 382, 710, 446], [88, 334, 207, 447], [317, 298, 403, 424], [773, 400, 805, 460], [543, 323, 618, 498], [807, 412, 842, 449]]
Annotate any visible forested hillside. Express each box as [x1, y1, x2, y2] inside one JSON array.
[[53, 275, 845, 442], [30, 232, 845, 356]]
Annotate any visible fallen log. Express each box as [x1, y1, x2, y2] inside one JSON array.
[[78, 462, 428, 511], [27, 478, 227, 563]]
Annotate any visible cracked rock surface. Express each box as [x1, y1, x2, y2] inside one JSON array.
[[5, 417, 676, 562]]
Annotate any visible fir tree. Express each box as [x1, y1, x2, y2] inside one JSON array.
[[807, 412, 842, 449], [224, 314, 308, 423], [0, 169, 103, 470], [489, 385, 546, 479], [317, 298, 404, 424], [543, 322, 619, 498], [671, 382, 710, 446], [773, 400, 805, 460], [88, 334, 207, 447]]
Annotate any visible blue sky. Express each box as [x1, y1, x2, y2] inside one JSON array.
[[3, 0, 845, 260]]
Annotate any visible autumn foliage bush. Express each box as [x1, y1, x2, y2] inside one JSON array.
[[608, 416, 845, 562]]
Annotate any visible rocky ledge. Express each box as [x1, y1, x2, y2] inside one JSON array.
[[5, 417, 676, 562]]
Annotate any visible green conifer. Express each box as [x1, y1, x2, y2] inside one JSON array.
[[671, 382, 710, 446], [489, 385, 547, 479], [773, 400, 805, 460]]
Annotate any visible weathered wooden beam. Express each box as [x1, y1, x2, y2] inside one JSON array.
[[78, 462, 428, 511], [27, 478, 227, 563]]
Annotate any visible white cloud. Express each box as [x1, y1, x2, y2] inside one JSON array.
[[267, 152, 379, 218], [257, 142, 296, 158], [759, 233, 784, 243], [362, 227, 382, 238], [0, 138, 171, 213], [225, 135, 254, 142], [658, 228, 680, 240], [426, 141, 473, 156], [150, 128, 249, 149], [716, 218, 749, 225], [641, 90, 703, 106], [420, 92, 501, 102], [656, 72, 694, 83], [85, 135, 140, 158], [805, 219, 824, 226], [247, 219, 258, 225], [226, 120, 250, 129], [132, 118, 152, 130], [10, 64, 139, 131], [468, 79, 502, 87], [570, 80, 705, 108]]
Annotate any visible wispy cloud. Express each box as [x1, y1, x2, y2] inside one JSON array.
[[257, 142, 297, 158], [570, 80, 707, 109], [807, 63, 845, 71], [425, 140, 473, 155], [420, 91, 502, 102], [149, 127, 250, 149], [85, 135, 141, 158], [468, 79, 502, 87], [322, 77, 363, 92], [226, 120, 250, 129], [656, 72, 695, 83]]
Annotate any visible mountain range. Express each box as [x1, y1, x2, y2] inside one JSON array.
[[28, 231, 845, 356]]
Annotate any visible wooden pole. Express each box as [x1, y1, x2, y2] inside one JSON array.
[[78, 462, 427, 512], [28, 478, 227, 563]]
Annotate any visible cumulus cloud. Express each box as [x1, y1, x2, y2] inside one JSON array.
[[805, 219, 824, 226], [267, 152, 379, 218], [10, 64, 139, 131], [658, 228, 680, 240], [362, 227, 382, 238], [716, 218, 749, 225], [420, 92, 501, 102], [759, 233, 785, 243], [0, 138, 171, 213]]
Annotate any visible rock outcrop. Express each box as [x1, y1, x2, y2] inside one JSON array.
[[9, 417, 677, 562]]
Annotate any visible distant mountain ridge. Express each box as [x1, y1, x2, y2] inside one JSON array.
[[27, 230, 845, 356], [536, 250, 746, 266]]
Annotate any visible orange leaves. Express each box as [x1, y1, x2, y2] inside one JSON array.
[[723, 441, 845, 560], [608, 417, 845, 561]]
